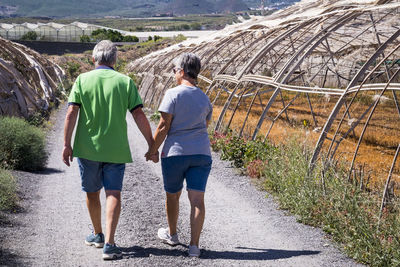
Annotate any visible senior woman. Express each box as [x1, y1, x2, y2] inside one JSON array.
[[146, 53, 212, 257]]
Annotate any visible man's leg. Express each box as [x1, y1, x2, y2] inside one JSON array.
[[166, 191, 182, 235], [188, 190, 205, 246], [86, 190, 102, 234], [105, 190, 121, 245]]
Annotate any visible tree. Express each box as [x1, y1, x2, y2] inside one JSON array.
[[80, 35, 91, 43], [181, 24, 190, 30], [123, 35, 139, 42], [153, 35, 162, 42], [91, 29, 123, 42], [21, 31, 38, 41], [190, 23, 202, 30]]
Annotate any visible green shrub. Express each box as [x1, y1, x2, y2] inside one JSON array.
[[66, 62, 81, 79], [80, 34, 91, 43], [153, 35, 162, 42], [0, 117, 47, 171], [0, 168, 17, 211], [123, 35, 139, 42], [21, 31, 38, 41]]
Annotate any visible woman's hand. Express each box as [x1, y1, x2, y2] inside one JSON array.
[[145, 151, 159, 163]]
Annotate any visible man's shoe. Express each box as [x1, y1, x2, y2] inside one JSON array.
[[85, 232, 104, 248], [102, 243, 122, 260], [157, 227, 180, 246], [188, 245, 201, 257]]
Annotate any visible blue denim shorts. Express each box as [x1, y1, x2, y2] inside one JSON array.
[[77, 158, 125, 192], [161, 154, 212, 193]]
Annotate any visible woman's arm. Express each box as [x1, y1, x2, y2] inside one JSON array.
[[147, 112, 173, 160]]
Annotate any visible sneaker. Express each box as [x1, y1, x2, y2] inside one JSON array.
[[188, 245, 201, 257], [157, 227, 180, 246], [102, 243, 122, 260], [85, 232, 104, 248]]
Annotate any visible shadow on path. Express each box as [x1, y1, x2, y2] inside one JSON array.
[[34, 167, 64, 175], [202, 246, 320, 260], [120, 245, 187, 259], [0, 248, 24, 266], [119, 245, 320, 261]]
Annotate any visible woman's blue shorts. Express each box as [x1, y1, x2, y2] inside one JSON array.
[[161, 154, 212, 193]]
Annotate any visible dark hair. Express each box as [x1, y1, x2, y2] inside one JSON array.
[[174, 53, 201, 79]]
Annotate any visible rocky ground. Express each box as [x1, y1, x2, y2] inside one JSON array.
[[0, 104, 363, 266]]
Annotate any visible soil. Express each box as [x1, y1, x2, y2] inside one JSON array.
[[0, 103, 363, 266]]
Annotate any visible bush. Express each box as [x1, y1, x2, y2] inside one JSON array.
[[91, 29, 124, 42], [123, 35, 139, 42], [153, 35, 162, 42], [21, 31, 38, 41], [0, 117, 47, 171], [0, 168, 17, 211], [66, 62, 81, 79], [80, 34, 91, 43]]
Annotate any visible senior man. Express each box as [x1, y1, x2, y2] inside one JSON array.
[[62, 40, 155, 260]]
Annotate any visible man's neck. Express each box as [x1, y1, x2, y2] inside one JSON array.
[[95, 64, 114, 70]]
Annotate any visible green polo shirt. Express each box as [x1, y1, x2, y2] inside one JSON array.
[[68, 68, 142, 163]]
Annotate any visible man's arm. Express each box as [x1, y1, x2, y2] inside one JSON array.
[[63, 105, 79, 166], [131, 107, 154, 152]]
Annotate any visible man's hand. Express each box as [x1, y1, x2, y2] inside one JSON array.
[[145, 151, 159, 163], [63, 104, 79, 167], [62, 145, 73, 166]]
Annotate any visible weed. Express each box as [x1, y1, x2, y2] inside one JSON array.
[[213, 132, 400, 266], [0, 168, 17, 211], [66, 62, 81, 79], [150, 111, 161, 122]]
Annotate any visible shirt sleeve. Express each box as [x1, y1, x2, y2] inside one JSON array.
[[158, 90, 175, 115], [68, 76, 82, 106], [128, 79, 143, 112]]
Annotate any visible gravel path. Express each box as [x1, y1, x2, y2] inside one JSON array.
[[0, 104, 363, 266]]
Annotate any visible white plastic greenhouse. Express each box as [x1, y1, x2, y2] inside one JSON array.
[[0, 22, 105, 42]]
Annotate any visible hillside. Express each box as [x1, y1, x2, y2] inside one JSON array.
[[215, 0, 249, 13], [163, 0, 216, 16], [0, 0, 298, 17]]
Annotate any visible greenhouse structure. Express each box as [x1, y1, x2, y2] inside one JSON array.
[[0, 22, 105, 42]]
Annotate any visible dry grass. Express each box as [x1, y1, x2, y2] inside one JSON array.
[[210, 88, 400, 190]]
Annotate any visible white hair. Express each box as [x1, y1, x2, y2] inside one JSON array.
[[92, 40, 117, 66]]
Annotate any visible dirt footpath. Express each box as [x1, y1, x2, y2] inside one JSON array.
[[0, 104, 363, 266]]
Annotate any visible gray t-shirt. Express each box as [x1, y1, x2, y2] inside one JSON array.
[[158, 85, 212, 158]]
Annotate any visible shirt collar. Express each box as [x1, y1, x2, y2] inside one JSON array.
[[96, 65, 114, 70]]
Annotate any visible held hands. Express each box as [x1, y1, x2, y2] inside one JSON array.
[[145, 151, 159, 163], [62, 145, 73, 166]]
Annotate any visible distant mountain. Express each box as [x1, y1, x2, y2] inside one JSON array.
[[163, 0, 216, 16], [163, 0, 248, 15], [215, 0, 249, 13], [0, 0, 298, 17]]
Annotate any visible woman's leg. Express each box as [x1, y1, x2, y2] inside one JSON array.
[[187, 190, 205, 246], [166, 190, 182, 235]]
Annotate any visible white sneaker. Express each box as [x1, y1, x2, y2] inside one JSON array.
[[188, 245, 201, 257], [157, 227, 180, 246]]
